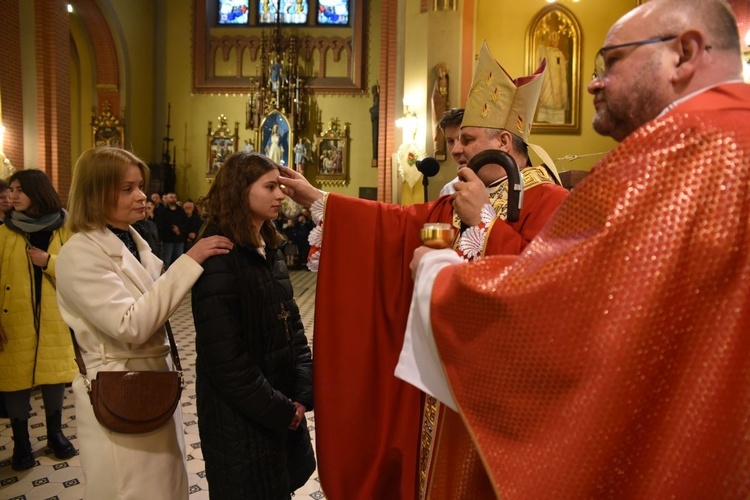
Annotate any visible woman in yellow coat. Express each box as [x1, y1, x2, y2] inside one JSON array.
[[0, 169, 77, 470]]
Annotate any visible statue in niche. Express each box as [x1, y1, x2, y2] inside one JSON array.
[[266, 124, 284, 164], [369, 83, 380, 166], [270, 58, 283, 92], [431, 63, 450, 160], [294, 137, 312, 173]]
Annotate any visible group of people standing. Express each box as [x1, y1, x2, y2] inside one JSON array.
[[134, 191, 205, 269], [0, 149, 315, 499], [1, 0, 748, 498], [276, 0, 750, 498], [276, 210, 314, 269]]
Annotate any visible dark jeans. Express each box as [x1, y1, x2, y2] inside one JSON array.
[[161, 241, 185, 269], [3, 384, 65, 419]]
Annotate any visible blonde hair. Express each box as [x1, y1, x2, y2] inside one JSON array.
[[67, 147, 150, 233]]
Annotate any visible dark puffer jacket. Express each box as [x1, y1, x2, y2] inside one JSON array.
[[191, 225, 314, 499]]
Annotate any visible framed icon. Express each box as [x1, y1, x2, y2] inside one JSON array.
[[526, 4, 582, 133], [316, 118, 349, 185], [206, 114, 240, 179]]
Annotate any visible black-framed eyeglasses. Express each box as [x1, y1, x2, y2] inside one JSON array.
[[592, 35, 677, 80]]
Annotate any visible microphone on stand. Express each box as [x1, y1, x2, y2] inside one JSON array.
[[416, 157, 440, 203]]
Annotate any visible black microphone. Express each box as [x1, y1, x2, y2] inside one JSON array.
[[466, 150, 523, 223], [416, 157, 440, 202], [416, 157, 440, 178]]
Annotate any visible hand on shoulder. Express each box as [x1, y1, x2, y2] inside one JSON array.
[[185, 235, 234, 265]]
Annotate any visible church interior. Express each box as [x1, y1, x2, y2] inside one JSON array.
[[1, 0, 750, 498], [1, 0, 745, 207]]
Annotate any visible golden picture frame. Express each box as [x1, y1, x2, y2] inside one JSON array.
[[91, 102, 125, 148], [526, 4, 582, 134], [206, 114, 239, 179], [315, 118, 349, 185]]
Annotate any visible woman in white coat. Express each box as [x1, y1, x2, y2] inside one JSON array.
[[55, 147, 233, 500]]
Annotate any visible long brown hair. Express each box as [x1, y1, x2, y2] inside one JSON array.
[[8, 169, 63, 216], [200, 152, 282, 248]]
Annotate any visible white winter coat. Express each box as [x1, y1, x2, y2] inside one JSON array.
[[56, 228, 203, 500]]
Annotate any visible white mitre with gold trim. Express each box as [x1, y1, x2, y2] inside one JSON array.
[[462, 42, 560, 184]]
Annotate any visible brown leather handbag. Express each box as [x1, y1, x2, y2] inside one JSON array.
[[70, 322, 184, 434]]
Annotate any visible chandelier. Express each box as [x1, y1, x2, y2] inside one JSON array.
[[245, 2, 310, 136]]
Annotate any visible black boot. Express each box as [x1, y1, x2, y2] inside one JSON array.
[[46, 411, 75, 460], [10, 419, 35, 471]]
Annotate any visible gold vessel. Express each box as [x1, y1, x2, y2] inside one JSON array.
[[420, 223, 456, 249]]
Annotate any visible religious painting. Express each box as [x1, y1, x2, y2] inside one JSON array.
[[316, 118, 349, 185], [260, 111, 291, 167], [526, 4, 582, 133], [206, 114, 240, 179]]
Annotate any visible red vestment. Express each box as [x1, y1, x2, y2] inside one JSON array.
[[314, 178, 567, 499], [431, 83, 750, 497]]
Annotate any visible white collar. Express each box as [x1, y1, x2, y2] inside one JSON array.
[[658, 80, 745, 117]]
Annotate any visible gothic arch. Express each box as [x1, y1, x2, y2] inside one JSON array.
[[69, 0, 122, 117]]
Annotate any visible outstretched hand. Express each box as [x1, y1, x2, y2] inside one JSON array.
[[278, 166, 324, 208], [185, 235, 233, 265], [453, 167, 490, 227]]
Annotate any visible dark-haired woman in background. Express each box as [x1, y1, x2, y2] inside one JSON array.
[[192, 151, 315, 499], [0, 169, 77, 470]]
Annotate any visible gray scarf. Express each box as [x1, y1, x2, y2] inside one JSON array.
[[5, 209, 66, 236]]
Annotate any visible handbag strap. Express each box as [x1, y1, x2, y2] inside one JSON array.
[[68, 320, 183, 391], [163, 320, 183, 373]]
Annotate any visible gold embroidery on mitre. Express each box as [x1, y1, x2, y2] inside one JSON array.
[[462, 42, 547, 145]]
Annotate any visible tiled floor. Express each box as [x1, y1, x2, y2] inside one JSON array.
[[0, 270, 324, 500]]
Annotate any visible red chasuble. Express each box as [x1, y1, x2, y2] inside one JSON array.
[[313, 195, 451, 500], [313, 179, 567, 498], [430, 83, 750, 497]]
